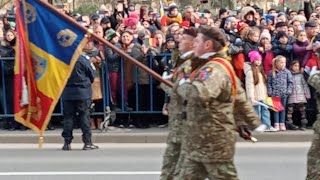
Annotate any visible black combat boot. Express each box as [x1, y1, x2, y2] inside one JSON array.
[[82, 144, 99, 150], [286, 123, 299, 130], [62, 143, 71, 151]]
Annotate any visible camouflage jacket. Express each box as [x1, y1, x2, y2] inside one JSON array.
[[161, 52, 194, 144], [176, 55, 260, 162]]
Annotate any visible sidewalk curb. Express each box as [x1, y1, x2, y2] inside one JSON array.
[[0, 129, 313, 144]]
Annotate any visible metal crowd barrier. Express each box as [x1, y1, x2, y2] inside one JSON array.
[[0, 54, 172, 119]]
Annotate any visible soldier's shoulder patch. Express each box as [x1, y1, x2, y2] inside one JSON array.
[[198, 67, 213, 80]]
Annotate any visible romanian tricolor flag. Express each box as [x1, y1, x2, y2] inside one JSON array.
[[159, 0, 165, 18], [14, 0, 88, 143]]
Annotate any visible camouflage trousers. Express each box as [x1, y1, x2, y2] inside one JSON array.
[[177, 157, 239, 180], [306, 119, 320, 180], [159, 141, 181, 180]]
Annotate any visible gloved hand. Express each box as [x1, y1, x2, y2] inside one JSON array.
[[237, 126, 252, 141], [162, 71, 173, 80], [178, 78, 191, 86]]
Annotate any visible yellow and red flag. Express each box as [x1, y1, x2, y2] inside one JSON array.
[[14, 0, 88, 142], [159, 0, 165, 18]]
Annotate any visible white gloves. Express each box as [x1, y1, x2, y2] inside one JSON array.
[[310, 66, 320, 76], [162, 71, 173, 80]]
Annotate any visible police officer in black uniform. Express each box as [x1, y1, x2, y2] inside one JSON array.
[[61, 52, 99, 151]]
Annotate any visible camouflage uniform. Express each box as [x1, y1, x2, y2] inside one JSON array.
[[175, 54, 260, 180], [306, 73, 320, 180], [159, 52, 193, 180]]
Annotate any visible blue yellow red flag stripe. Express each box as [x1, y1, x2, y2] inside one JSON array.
[[14, 0, 88, 138]]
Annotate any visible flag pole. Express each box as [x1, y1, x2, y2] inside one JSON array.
[[37, 0, 174, 88]]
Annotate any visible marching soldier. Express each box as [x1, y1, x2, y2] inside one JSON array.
[[306, 67, 320, 180], [159, 27, 198, 180], [174, 26, 262, 179]]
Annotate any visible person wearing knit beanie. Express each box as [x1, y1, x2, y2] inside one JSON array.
[[248, 50, 262, 63], [260, 32, 271, 41], [277, 31, 287, 40], [105, 28, 117, 41], [236, 21, 249, 33], [129, 12, 140, 21], [237, 21, 250, 39], [124, 17, 139, 27]]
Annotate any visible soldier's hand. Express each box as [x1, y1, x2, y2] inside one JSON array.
[[237, 126, 252, 141], [162, 71, 173, 80]]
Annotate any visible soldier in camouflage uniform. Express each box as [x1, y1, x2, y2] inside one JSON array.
[[174, 26, 261, 180], [306, 67, 320, 180], [159, 27, 198, 180]]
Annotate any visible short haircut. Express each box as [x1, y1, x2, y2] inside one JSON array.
[[198, 25, 226, 52], [183, 27, 198, 37]]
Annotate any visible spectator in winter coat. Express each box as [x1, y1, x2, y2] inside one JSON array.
[[287, 61, 311, 130], [260, 32, 274, 75], [160, 5, 182, 26], [243, 27, 261, 61], [267, 55, 293, 131], [240, 6, 256, 27], [272, 31, 293, 66], [293, 30, 313, 69]]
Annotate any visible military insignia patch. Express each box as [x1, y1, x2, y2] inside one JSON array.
[[198, 67, 213, 80]]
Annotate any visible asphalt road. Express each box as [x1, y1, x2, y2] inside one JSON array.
[[0, 142, 310, 180]]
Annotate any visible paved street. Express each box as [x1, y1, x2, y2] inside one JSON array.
[[0, 142, 310, 180]]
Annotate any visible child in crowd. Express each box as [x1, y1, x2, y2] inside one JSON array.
[[244, 50, 277, 132], [243, 27, 261, 61], [272, 31, 293, 66], [293, 30, 312, 70], [161, 33, 176, 53], [259, 31, 274, 75], [287, 61, 311, 130], [267, 55, 293, 131]]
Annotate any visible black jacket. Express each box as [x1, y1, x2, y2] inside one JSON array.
[[62, 55, 95, 100]]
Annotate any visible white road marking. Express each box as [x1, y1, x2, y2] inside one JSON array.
[[0, 171, 161, 176]]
